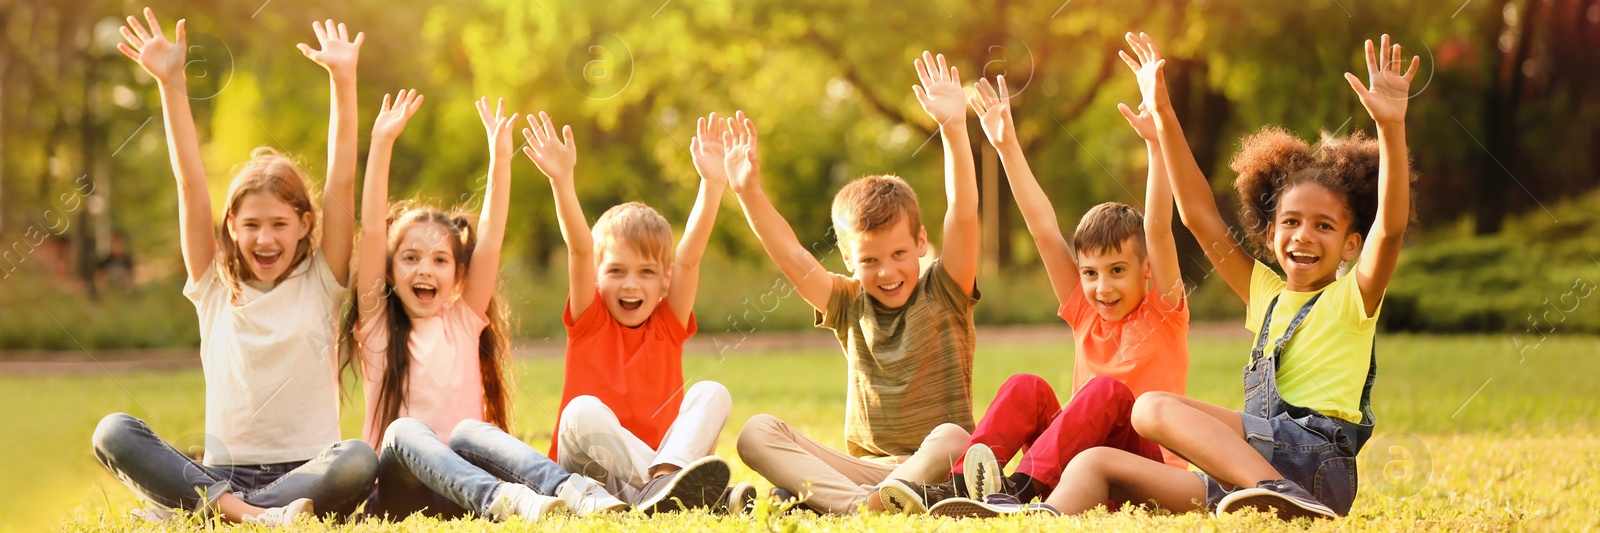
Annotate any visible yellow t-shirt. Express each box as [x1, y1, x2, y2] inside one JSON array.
[[1245, 261, 1379, 423]]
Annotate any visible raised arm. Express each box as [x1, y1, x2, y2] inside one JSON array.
[[723, 111, 833, 312], [1345, 35, 1419, 317], [522, 111, 592, 318], [1129, 32, 1254, 304], [968, 75, 1080, 307], [668, 113, 730, 327], [1118, 44, 1183, 307], [913, 51, 979, 296], [297, 20, 363, 285], [463, 98, 514, 316], [355, 90, 423, 324], [118, 9, 214, 282]]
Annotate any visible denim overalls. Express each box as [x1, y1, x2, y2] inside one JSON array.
[[1196, 292, 1378, 515]]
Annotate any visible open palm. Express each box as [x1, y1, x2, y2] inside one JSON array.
[[1120, 32, 1171, 115], [297, 19, 363, 76], [477, 97, 515, 160], [968, 76, 1016, 145], [373, 90, 423, 141], [690, 113, 730, 188], [913, 51, 966, 126], [522, 111, 577, 184], [1346, 34, 1420, 125], [116, 8, 186, 85], [722, 111, 761, 194]]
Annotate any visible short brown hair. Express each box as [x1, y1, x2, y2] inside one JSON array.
[[592, 202, 675, 265], [831, 175, 922, 245], [1072, 202, 1145, 259]]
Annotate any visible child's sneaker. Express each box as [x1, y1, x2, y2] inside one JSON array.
[[715, 482, 758, 515], [929, 493, 1059, 518], [769, 486, 819, 515], [963, 443, 1004, 498], [629, 455, 732, 515], [242, 498, 313, 526], [556, 474, 629, 515], [128, 505, 174, 524], [873, 478, 958, 515], [1216, 479, 1338, 520], [488, 483, 566, 521]]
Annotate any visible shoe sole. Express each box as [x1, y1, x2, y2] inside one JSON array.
[[875, 480, 929, 515], [718, 482, 757, 516], [639, 456, 732, 515], [1217, 489, 1338, 520], [964, 443, 1003, 498], [929, 497, 1060, 518]]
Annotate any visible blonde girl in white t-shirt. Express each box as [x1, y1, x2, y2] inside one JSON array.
[[91, 9, 377, 526]]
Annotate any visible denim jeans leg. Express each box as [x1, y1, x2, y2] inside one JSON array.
[[234, 440, 379, 515], [380, 418, 504, 517], [91, 412, 230, 512], [448, 419, 573, 496]]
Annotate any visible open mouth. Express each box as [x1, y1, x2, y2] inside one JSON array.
[[878, 281, 905, 297], [619, 297, 643, 311], [1287, 251, 1321, 268], [254, 250, 282, 271], [1097, 298, 1122, 310], [412, 283, 437, 304]]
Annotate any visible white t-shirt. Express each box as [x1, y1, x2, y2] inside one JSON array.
[[183, 253, 345, 466], [355, 299, 489, 449]]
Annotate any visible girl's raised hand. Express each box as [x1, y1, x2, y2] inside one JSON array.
[[1119, 32, 1171, 114], [968, 76, 1016, 146], [1117, 102, 1158, 141], [372, 90, 423, 141], [521, 111, 577, 184], [913, 51, 967, 127], [297, 19, 363, 77], [117, 8, 186, 86], [1345, 34, 1420, 126], [477, 97, 515, 160], [690, 113, 729, 189], [721, 111, 761, 194]]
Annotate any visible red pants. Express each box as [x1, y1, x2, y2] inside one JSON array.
[[953, 374, 1163, 493]]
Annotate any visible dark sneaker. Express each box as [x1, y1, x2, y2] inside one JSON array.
[[770, 486, 819, 515], [963, 443, 1004, 498], [874, 478, 959, 515], [715, 481, 758, 516], [629, 455, 732, 515], [929, 493, 1060, 518], [1216, 479, 1339, 520]]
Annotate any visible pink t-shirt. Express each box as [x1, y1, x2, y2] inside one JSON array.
[[356, 299, 490, 449], [1060, 283, 1190, 468]]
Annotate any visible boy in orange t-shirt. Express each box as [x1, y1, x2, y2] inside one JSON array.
[[878, 71, 1190, 515], [523, 112, 735, 514]]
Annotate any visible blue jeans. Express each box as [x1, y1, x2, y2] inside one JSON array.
[[91, 412, 377, 516], [375, 418, 572, 518]]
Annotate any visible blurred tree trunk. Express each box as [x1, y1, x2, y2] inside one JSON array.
[[1474, 0, 1534, 235]]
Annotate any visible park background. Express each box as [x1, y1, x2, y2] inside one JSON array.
[[0, 0, 1597, 530]]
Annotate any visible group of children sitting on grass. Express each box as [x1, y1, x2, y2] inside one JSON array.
[[90, 8, 1421, 525]]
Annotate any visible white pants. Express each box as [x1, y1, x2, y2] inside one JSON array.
[[557, 381, 731, 500]]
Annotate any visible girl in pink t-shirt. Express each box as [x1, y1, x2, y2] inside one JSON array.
[[346, 94, 623, 521]]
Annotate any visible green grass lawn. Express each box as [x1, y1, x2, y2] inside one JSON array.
[[8, 331, 1599, 531]]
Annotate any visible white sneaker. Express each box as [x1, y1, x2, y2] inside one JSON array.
[[242, 498, 314, 526], [128, 506, 174, 524], [488, 483, 567, 522], [556, 474, 630, 515]]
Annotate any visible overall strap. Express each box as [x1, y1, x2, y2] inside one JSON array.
[[1252, 292, 1325, 363]]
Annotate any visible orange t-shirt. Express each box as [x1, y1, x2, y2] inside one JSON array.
[[549, 290, 695, 460], [1060, 283, 1190, 468]]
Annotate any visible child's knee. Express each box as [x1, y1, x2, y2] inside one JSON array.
[[925, 423, 971, 459], [91, 412, 142, 458], [1062, 446, 1119, 478], [735, 414, 784, 461], [323, 440, 380, 490], [560, 395, 607, 430], [686, 381, 732, 413], [1131, 392, 1180, 437]]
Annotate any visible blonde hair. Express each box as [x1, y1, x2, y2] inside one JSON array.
[[1072, 202, 1145, 259], [217, 147, 318, 296], [592, 202, 674, 265], [830, 175, 922, 246]]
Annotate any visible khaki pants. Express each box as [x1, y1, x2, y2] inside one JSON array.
[[735, 414, 970, 514]]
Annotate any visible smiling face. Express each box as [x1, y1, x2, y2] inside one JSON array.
[[1270, 182, 1363, 291], [390, 221, 462, 319], [841, 218, 929, 309], [227, 192, 311, 289], [1076, 237, 1149, 322], [596, 242, 668, 328]]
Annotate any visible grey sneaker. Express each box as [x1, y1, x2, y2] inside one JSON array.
[[128, 506, 174, 524], [1216, 479, 1338, 520], [874, 478, 959, 515], [556, 474, 629, 515], [929, 493, 1060, 518], [769, 486, 818, 515], [242, 498, 314, 526], [963, 443, 1004, 498], [629, 455, 732, 515], [715, 481, 758, 515], [487, 483, 566, 521]]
